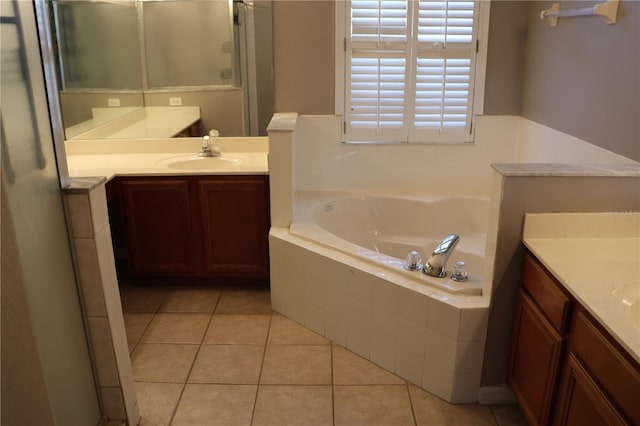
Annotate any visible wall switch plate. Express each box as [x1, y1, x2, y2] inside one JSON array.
[[169, 97, 183, 106], [108, 98, 121, 107]]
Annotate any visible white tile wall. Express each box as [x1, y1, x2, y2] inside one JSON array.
[[289, 115, 522, 196]]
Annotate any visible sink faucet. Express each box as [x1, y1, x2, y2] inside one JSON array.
[[198, 135, 220, 157], [422, 234, 460, 278]]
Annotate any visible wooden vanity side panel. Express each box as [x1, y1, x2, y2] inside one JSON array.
[[508, 290, 565, 426], [120, 178, 198, 276], [522, 252, 572, 334], [197, 176, 270, 277]]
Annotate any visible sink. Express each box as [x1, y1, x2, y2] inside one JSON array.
[[157, 154, 248, 171]]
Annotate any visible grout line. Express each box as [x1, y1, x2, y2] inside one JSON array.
[[406, 382, 419, 426], [249, 312, 272, 425], [167, 290, 221, 426]]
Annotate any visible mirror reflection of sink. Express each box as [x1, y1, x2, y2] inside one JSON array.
[[157, 154, 248, 171]]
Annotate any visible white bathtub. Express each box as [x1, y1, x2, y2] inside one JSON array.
[[291, 194, 489, 295], [269, 191, 491, 403]]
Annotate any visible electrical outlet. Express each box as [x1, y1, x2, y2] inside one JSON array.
[[107, 98, 120, 107], [169, 97, 182, 106]]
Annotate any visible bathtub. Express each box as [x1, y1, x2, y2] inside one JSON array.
[[291, 194, 488, 295], [268, 192, 491, 403]]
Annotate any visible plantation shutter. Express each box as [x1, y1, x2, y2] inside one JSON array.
[[345, 0, 479, 143], [347, 0, 410, 142]]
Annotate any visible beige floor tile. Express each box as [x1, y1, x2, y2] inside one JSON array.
[[267, 314, 330, 345], [171, 384, 257, 426], [409, 384, 496, 426], [252, 385, 333, 426], [141, 313, 210, 344], [203, 314, 271, 345], [120, 287, 168, 313], [135, 382, 183, 426], [189, 345, 264, 384], [131, 343, 199, 383], [128, 341, 136, 355], [261, 345, 332, 385], [215, 289, 271, 314], [334, 385, 415, 426], [159, 287, 220, 313], [333, 345, 405, 385], [123, 313, 154, 343], [490, 404, 527, 426]]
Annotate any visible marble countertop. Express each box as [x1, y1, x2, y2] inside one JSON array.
[[65, 137, 269, 180], [523, 212, 640, 362]]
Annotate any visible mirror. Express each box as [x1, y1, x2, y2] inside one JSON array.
[[48, 0, 273, 140]]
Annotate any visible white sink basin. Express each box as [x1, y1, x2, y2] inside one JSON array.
[[156, 154, 248, 171]]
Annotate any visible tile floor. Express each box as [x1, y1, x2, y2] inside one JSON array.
[[121, 285, 526, 426]]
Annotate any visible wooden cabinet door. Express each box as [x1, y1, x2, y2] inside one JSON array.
[[197, 176, 269, 277], [553, 354, 626, 426], [121, 178, 198, 276], [508, 290, 564, 426]]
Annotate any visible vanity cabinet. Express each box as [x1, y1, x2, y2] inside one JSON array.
[[108, 175, 270, 283], [508, 250, 640, 426], [508, 252, 571, 425]]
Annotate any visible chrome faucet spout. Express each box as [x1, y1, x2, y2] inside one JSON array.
[[422, 234, 460, 278], [198, 135, 221, 157]]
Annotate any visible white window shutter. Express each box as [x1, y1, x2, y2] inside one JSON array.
[[348, 53, 407, 142], [346, 0, 479, 143]]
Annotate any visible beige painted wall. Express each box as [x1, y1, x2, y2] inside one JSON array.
[[483, 1, 529, 115], [522, 0, 640, 161], [272, 0, 335, 114]]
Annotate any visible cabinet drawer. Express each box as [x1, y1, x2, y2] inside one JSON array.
[[522, 252, 571, 334], [567, 309, 640, 424]]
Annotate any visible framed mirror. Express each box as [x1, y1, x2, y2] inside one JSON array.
[[48, 0, 273, 140]]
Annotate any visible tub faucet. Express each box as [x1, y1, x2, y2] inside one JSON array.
[[422, 234, 460, 278], [198, 135, 220, 157]]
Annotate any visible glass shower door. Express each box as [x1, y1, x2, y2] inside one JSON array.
[[1, 1, 101, 424]]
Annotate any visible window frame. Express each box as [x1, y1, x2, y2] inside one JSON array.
[[335, 0, 491, 144]]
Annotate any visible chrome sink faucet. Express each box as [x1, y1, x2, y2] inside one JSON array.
[[422, 234, 460, 278], [198, 135, 220, 157]]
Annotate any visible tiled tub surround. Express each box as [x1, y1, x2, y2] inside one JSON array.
[[269, 229, 489, 403]]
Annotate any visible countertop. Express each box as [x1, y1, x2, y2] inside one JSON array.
[[65, 137, 269, 180], [523, 212, 640, 362], [66, 107, 201, 140]]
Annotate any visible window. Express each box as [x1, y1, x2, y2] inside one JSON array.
[[339, 0, 489, 143]]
